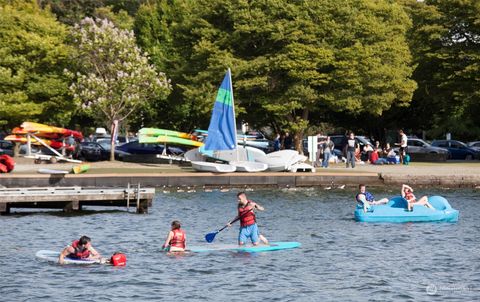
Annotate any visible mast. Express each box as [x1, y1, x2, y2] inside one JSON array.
[[228, 68, 239, 161]]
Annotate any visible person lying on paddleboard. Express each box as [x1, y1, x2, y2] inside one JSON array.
[[58, 235, 101, 264], [162, 220, 186, 252], [401, 184, 435, 211], [356, 184, 389, 213], [228, 192, 268, 246]]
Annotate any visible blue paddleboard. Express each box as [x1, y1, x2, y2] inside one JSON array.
[[189, 242, 301, 253]]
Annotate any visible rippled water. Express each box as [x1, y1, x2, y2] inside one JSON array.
[[1, 187, 479, 301]]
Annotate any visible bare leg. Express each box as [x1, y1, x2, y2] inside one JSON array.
[[374, 198, 389, 205], [418, 196, 435, 209], [259, 234, 269, 245]]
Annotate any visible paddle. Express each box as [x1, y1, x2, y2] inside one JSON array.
[[205, 208, 253, 243]]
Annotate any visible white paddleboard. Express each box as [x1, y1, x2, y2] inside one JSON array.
[[37, 169, 69, 175], [35, 250, 101, 265]]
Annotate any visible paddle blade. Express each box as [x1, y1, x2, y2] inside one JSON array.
[[205, 232, 218, 243]]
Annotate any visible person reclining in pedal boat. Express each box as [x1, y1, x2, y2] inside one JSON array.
[[58, 235, 101, 264], [401, 184, 435, 212], [356, 184, 389, 213], [162, 220, 187, 252]]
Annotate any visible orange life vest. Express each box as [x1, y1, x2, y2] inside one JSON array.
[[169, 229, 186, 249], [238, 202, 256, 227], [69, 240, 91, 259]]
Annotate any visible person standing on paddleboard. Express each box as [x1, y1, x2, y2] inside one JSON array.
[[58, 235, 101, 264], [229, 192, 268, 246], [162, 220, 187, 252]]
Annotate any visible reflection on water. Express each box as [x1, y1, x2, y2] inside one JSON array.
[[1, 187, 479, 301]]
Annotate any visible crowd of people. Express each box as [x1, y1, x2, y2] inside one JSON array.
[[314, 129, 410, 168]]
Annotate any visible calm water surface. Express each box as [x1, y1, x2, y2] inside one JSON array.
[[0, 187, 479, 301]]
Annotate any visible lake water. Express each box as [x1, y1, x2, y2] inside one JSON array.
[[0, 187, 479, 301]]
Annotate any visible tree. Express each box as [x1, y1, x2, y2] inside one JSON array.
[[136, 0, 416, 152], [0, 1, 73, 130], [395, 0, 480, 140], [67, 17, 171, 160]]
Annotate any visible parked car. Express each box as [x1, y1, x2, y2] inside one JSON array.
[[302, 136, 343, 159], [329, 135, 374, 161], [431, 140, 480, 160], [467, 141, 480, 152], [76, 141, 128, 161], [116, 141, 186, 155], [0, 140, 42, 156], [0, 140, 14, 156], [393, 138, 449, 162]]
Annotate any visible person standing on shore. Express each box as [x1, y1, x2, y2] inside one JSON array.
[[397, 129, 408, 164], [345, 132, 358, 168], [58, 235, 101, 264], [321, 136, 334, 168]]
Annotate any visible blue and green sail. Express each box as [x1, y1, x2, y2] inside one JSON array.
[[204, 69, 237, 151]]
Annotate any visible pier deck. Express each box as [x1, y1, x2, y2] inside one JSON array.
[[0, 186, 155, 214]]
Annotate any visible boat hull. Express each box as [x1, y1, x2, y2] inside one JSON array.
[[355, 196, 459, 223]]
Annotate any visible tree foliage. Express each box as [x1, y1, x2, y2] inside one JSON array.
[[0, 1, 73, 130], [135, 0, 416, 150], [67, 17, 171, 159], [397, 0, 480, 140]]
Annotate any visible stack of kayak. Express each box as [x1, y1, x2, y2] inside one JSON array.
[[5, 122, 83, 151], [355, 196, 459, 223], [138, 128, 204, 147]]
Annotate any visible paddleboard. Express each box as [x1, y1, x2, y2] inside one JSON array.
[[35, 250, 101, 265], [37, 169, 69, 174], [139, 134, 204, 147], [139, 128, 196, 139], [188, 242, 300, 253]]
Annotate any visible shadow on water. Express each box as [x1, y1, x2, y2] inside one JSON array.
[[6, 209, 127, 218]]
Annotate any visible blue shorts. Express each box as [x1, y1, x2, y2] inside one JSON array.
[[238, 223, 259, 244]]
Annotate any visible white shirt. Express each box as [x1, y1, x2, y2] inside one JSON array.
[[400, 134, 408, 148]]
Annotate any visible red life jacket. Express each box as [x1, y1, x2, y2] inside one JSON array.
[[69, 240, 91, 259], [169, 229, 186, 249], [238, 201, 256, 227], [404, 191, 416, 202]]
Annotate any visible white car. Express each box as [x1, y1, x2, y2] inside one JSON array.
[[467, 141, 480, 152]]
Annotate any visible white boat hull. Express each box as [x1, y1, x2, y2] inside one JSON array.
[[191, 161, 236, 173], [230, 161, 268, 172]]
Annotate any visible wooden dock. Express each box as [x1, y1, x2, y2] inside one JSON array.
[[0, 185, 155, 214]]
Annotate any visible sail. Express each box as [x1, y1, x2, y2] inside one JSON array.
[[204, 69, 237, 151]]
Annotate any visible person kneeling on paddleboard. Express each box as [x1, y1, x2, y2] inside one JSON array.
[[58, 235, 101, 264], [229, 192, 268, 246], [162, 220, 187, 252]]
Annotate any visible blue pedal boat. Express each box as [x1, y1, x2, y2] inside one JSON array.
[[354, 196, 459, 223]]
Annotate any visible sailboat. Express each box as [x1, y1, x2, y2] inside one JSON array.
[[190, 69, 268, 173]]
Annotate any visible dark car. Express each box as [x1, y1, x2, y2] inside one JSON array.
[[76, 141, 128, 161], [329, 135, 374, 160], [431, 140, 479, 160], [116, 141, 186, 155], [0, 140, 14, 156]]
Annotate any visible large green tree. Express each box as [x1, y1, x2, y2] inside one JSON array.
[[395, 0, 480, 140], [136, 0, 416, 151], [0, 1, 73, 130], [67, 17, 171, 160]]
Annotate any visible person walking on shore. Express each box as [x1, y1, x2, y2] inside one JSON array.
[[345, 132, 358, 168]]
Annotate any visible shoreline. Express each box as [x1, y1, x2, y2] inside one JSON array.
[[1, 159, 480, 188]]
